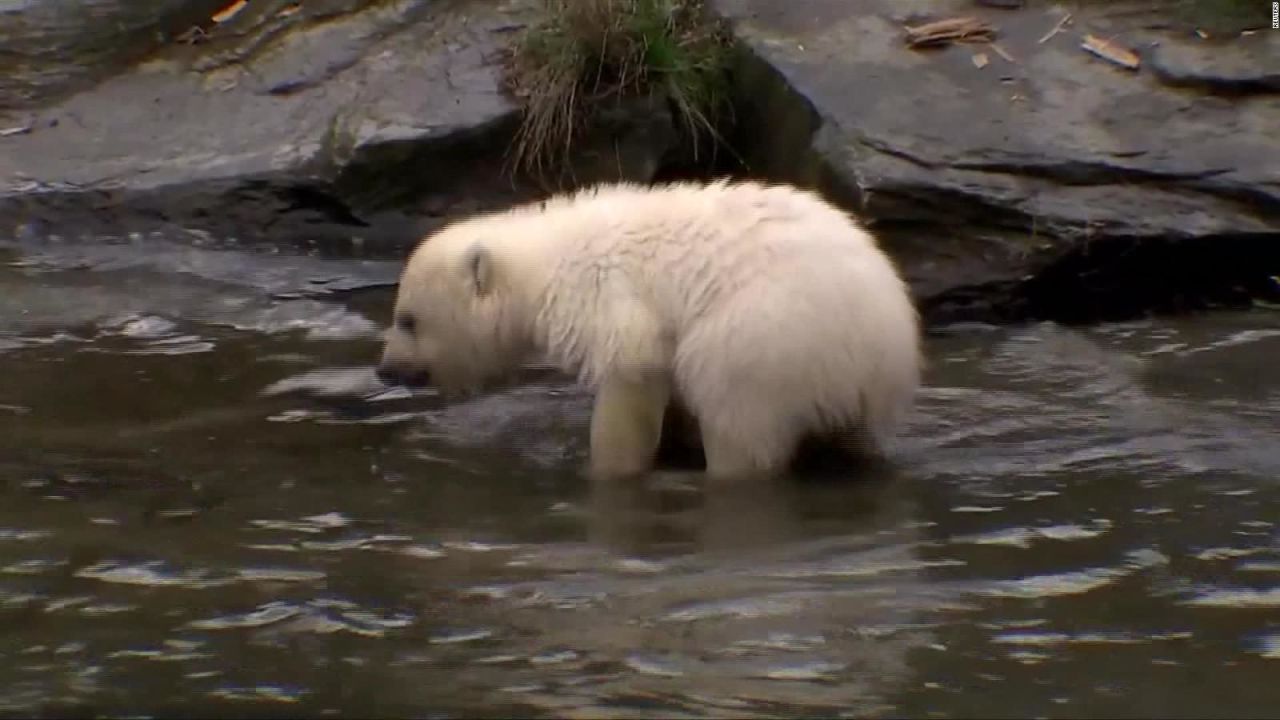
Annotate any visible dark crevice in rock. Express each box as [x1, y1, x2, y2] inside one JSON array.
[[1182, 180, 1280, 219], [1019, 233, 1280, 325], [947, 161, 1232, 188], [333, 112, 525, 214], [256, 183, 371, 227], [920, 233, 1280, 327], [1152, 70, 1280, 97], [717, 44, 823, 180]]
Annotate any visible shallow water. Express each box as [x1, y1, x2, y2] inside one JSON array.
[[1, 232, 1278, 718]]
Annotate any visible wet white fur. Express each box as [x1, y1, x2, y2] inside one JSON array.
[[381, 179, 922, 481]]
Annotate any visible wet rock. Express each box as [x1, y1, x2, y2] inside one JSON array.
[[712, 0, 1280, 323], [5, 0, 1274, 324], [0, 0, 679, 254], [1150, 34, 1280, 95], [0, 0, 230, 110]]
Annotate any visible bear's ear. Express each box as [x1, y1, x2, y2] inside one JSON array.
[[462, 243, 494, 298]]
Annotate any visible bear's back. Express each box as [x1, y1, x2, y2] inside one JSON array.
[[543, 181, 887, 320]]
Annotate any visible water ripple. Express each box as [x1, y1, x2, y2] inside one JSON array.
[[208, 685, 307, 703], [1183, 587, 1280, 609], [952, 521, 1112, 549], [188, 600, 414, 637], [74, 562, 235, 589]]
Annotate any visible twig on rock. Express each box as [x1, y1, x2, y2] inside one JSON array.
[[1081, 34, 1141, 70], [1039, 12, 1072, 43], [904, 17, 996, 49]]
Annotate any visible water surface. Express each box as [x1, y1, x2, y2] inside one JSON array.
[[1, 232, 1278, 718]]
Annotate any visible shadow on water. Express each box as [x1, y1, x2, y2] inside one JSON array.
[[1, 230, 1279, 717]]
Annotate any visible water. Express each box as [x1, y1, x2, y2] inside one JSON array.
[[1, 232, 1278, 718]]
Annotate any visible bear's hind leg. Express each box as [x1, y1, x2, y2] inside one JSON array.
[[699, 411, 799, 484], [588, 373, 671, 480]]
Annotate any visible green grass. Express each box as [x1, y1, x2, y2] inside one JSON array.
[[505, 0, 732, 182]]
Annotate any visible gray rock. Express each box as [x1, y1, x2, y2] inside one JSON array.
[[4, 0, 1275, 323], [0, 0, 524, 246], [712, 0, 1280, 322], [0, 0, 229, 110], [0, 0, 678, 252], [1150, 33, 1280, 94]]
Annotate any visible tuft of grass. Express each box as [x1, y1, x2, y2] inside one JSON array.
[[505, 0, 733, 182]]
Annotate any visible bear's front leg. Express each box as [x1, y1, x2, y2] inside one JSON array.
[[588, 373, 671, 480]]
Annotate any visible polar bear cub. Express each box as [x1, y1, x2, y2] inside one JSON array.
[[376, 179, 922, 482]]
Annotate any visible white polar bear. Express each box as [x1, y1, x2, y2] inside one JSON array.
[[376, 180, 922, 482]]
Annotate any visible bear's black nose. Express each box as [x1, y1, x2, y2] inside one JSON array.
[[376, 365, 431, 388]]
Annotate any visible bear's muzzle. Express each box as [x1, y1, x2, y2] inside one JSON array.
[[375, 363, 431, 388]]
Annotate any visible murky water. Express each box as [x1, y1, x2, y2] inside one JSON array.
[[2, 232, 1278, 718]]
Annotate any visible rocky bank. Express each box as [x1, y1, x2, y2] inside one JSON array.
[[0, 0, 678, 253], [1, 0, 1277, 323], [714, 0, 1279, 322]]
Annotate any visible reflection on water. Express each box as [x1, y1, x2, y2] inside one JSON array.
[[1, 232, 1278, 717]]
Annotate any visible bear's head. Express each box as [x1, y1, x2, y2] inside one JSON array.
[[376, 223, 534, 397]]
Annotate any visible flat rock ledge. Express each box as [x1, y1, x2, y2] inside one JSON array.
[[0, 0, 677, 255]]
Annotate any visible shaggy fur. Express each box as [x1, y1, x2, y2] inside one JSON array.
[[377, 179, 922, 481]]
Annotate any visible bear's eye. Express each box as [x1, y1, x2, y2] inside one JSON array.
[[395, 313, 417, 335]]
